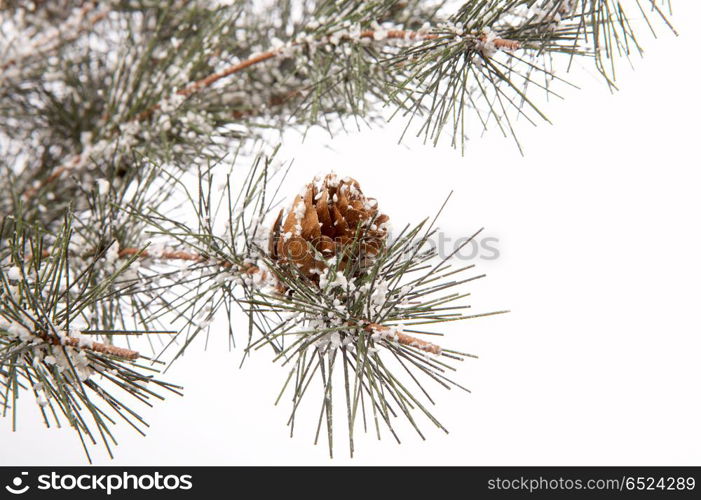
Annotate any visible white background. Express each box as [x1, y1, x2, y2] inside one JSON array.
[[2, 2, 700, 465]]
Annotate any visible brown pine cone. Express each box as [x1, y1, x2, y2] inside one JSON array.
[[269, 174, 389, 281]]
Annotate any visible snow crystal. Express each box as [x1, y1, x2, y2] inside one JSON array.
[[373, 29, 388, 41], [105, 241, 120, 264], [96, 178, 110, 195], [6, 321, 33, 342], [477, 28, 498, 58], [6, 266, 21, 281], [292, 199, 306, 222]]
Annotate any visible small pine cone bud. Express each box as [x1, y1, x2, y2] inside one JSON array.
[[269, 174, 389, 281]]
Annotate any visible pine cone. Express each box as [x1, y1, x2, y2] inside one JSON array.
[[269, 174, 389, 281]]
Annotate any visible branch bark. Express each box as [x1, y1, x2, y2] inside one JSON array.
[[365, 323, 442, 355], [41, 334, 140, 361]]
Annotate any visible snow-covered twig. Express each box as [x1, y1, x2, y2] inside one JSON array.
[[365, 322, 443, 355], [41, 333, 140, 361], [22, 27, 520, 200]]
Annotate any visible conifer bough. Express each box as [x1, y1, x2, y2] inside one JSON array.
[[0, 0, 675, 460]]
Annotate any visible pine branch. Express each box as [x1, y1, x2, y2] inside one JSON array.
[[0, 210, 181, 461], [12, 1, 676, 210], [111, 244, 444, 355], [22, 25, 523, 200], [240, 173, 516, 456]]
